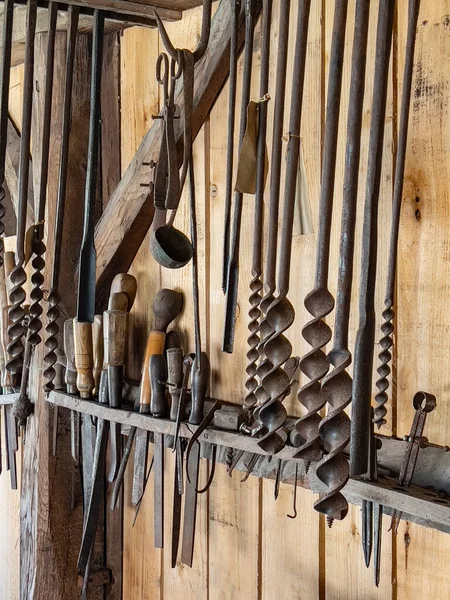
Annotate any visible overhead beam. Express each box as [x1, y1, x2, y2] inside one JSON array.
[[94, 0, 250, 309], [0, 3, 179, 68]]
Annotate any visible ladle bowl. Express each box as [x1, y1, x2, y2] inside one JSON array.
[[150, 224, 193, 269]]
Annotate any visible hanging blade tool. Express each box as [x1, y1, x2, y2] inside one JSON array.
[[180, 353, 211, 567], [350, 0, 395, 477], [149, 354, 168, 548], [44, 5, 79, 391], [9, 0, 38, 426], [374, 0, 421, 428], [131, 289, 183, 507], [223, 0, 258, 353]]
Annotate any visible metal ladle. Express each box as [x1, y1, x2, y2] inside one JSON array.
[[150, 209, 193, 269]]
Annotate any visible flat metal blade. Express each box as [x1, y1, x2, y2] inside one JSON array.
[[154, 432, 164, 548], [180, 442, 200, 567], [132, 428, 148, 506], [171, 440, 184, 568]]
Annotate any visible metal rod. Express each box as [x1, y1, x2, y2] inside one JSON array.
[[350, 0, 395, 477], [44, 5, 80, 392], [223, 0, 257, 353], [374, 0, 421, 428], [244, 0, 272, 410], [314, 0, 369, 525], [257, 0, 311, 455]]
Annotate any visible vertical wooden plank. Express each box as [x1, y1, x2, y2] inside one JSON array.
[[396, 1, 450, 598], [0, 443, 21, 599], [261, 0, 322, 597]]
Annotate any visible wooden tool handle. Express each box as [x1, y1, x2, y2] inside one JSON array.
[[149, 354, 168, 417], [92, 314, 103, 396], [73, 319, 94, 398], [104, 310, 128, 367], [189, 352, 210, 425], [110, 273, 137, 310], [167, 347, 183, 421], [64, 318, 78, 394], [139, 330, 165, 413]]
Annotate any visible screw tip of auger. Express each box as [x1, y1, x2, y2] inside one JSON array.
[[326, 516, 334, 528]]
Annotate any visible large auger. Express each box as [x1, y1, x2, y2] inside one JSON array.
[[257, 0, 311, 455], [294, 0, 348, 469], [9, 0, 38, 424], [43, 6, 79, 391], [315, 0, 370, 525], [244, 0, 272, 410], [253, 0, 290, 414], [374, 0, 420, 429]]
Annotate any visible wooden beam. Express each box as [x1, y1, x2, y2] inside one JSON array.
[[94, 0, 249, 309], [0, 4, 176, 68]]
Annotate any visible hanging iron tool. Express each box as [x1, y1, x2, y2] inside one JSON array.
[[44, 5, 80, 392], [314, 0, 369, 525], [181, 369, 214, 568], [92, 314, 103, 397], [375, 0, 421, 429], [13, 2, 58, 428], [8, 0, 38, 425], [244, 0, 272, 410], [223, 0, 258, 353], [106, 274, 137, 482], [222, 0, 241, 293], [0, 0, 14, 288], [294, 0, 348, 472], [253, 0, 290, 415], [74, 9, 104, 400], [77, 276, 136, 580], [256, 0, 311, 455], [350, 0, 395, 477], [361, 410, 380, 570], [131, 289, 183, 507]]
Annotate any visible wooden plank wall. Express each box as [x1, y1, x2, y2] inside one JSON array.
[[0, 1, 450, 598]]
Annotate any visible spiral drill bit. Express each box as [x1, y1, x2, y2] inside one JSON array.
[[350, 0, 395, 477], [294, 0, 348, 468], [256, 0, 311, 455], [223, 0, 257, 353], [314, 0, 370, 525], [244, 0, 272, 410], [0, 0, 14, 272], [374, 0, 420, 428], [7, 0, 37, 394], [27, 3, 57, 352], [44, 6, 79, 391], [253, 0, 290, 413]]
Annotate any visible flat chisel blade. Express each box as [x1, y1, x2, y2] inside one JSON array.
[[154, 432, 164, 548], [171, 440, 184, 568], [132, 428, 148, 506], [180, 442, 200, 567]]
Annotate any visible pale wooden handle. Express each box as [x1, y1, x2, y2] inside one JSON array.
[[73, 319, 94, 399], [92, 314, 103, 396], [64, 318, 78, 394], [139, 330, 165, 413], [110, 273, 137, 310], [104, 310, 128, 366]]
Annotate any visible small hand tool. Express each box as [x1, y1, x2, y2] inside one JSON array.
[[245, 0, 272, 410], [374, 0, 421, 428], [77, 276, 135, 581], [167, 344, 183, 422], [257, 0, 311, 455], [314, 0, 369, 524], [350, 0, 395, 477], [173, 354, 194, 451], [181, 358, 213, 567], [44, 5, 80, 391], [92, 314, 103, 397], [361, 410, 379, 569], [149, 354, 169, 548], [171, 437, 186, 568], [8, 0, 38, 422], [254, 0, 290, 409], [131, 289, 183, 506], [390, 391, 436, 532], [222, 0, 241, 293], [223, 0, 257, 353]]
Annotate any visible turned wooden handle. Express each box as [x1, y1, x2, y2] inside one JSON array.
[[189, 352, 210, 425], [149, 354, 168, 417], [73, 319, 94, 399], [167, 347, 183, 421], [103, 310, 128, 366], [64, 318, 78, 394], [92, 314, 103, 396], [139, 330, 165, 414], [110, 273, 137, 311]]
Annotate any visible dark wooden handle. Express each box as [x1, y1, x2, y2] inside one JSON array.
[[73, 319, 94, 399], [167, 347, 183, 421], [149, 354, 168, 417], [92, 314, 103, 396], [139, 330, 165, 413], [104, 310, 128, 366], [189, 352, 210, 425]]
